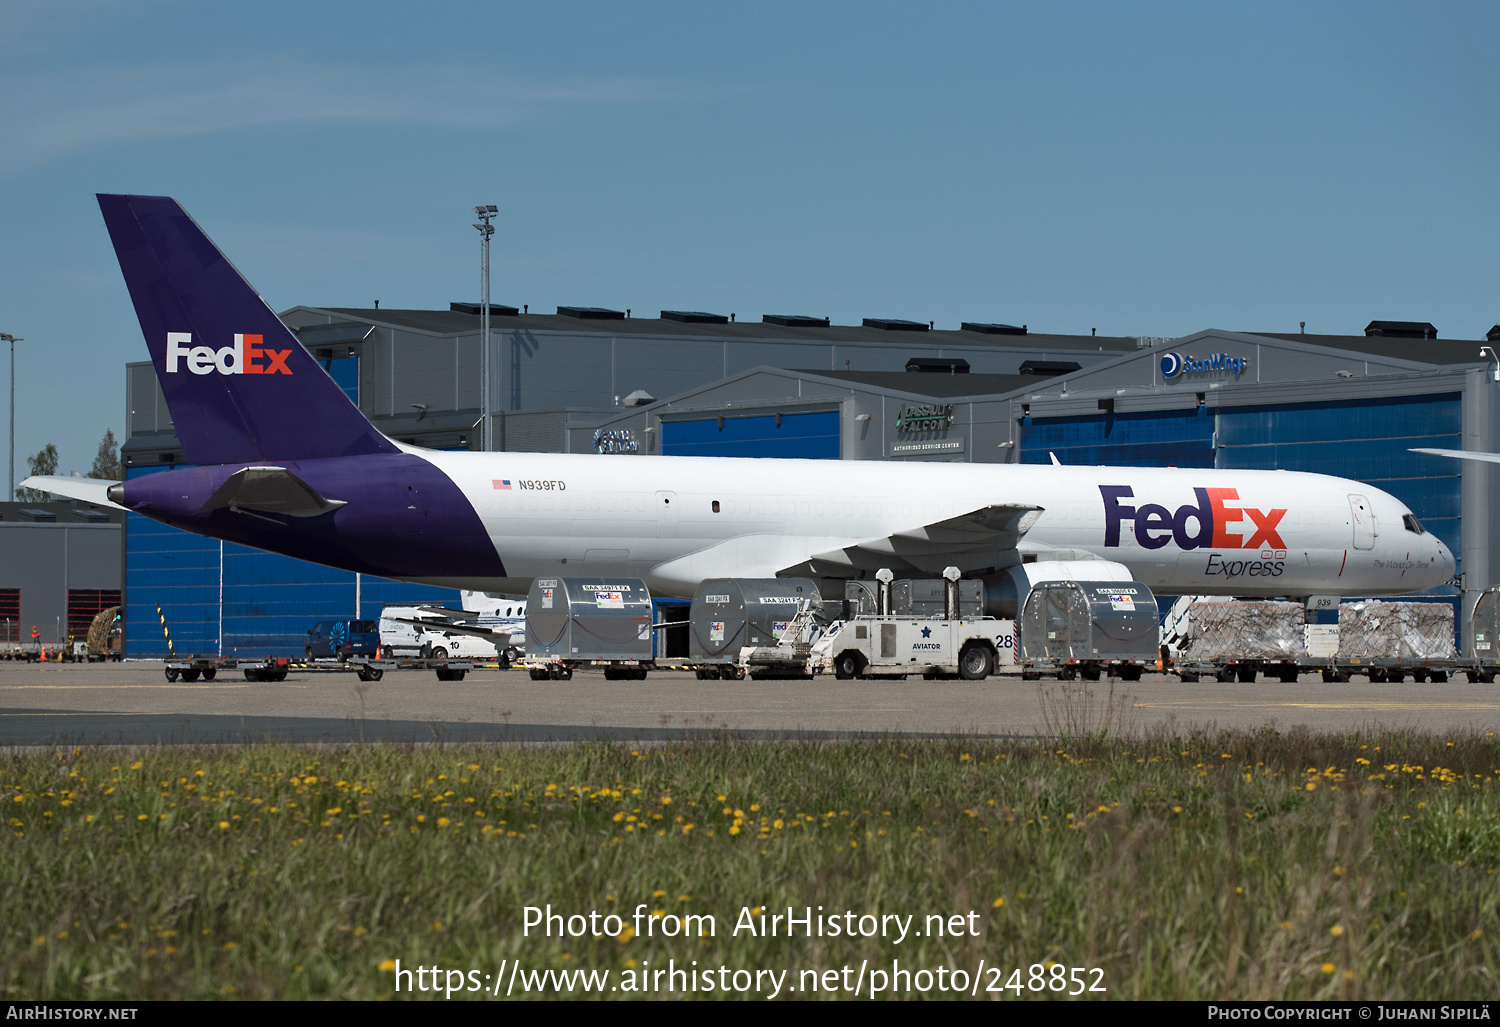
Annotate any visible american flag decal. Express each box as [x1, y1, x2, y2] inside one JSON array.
[[493, 479, 512, 490]]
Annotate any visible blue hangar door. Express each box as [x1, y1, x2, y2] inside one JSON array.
[[662, 410, 841, 459]]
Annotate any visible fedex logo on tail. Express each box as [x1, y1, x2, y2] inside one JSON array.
[[1100, 485, 1287, 551], [165, 333, 293, 375]]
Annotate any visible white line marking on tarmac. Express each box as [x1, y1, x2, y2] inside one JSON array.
[[1135, 701, 1500, 711], [0, 712, 151, 717], [657, 709, 914, 714], [0, 685, 309, 690]]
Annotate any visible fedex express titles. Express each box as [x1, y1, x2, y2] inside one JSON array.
[[1100, 485, 1289, 579], [165, 333, 293, 375]]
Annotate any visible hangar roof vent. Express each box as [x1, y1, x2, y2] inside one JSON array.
[[1487, 326, 1500, 343], [905, 357, 970, 374], [863, 318, 929, 332], [17, 508, 56, 522], [558, 306, 626, 320], [661, 310, 729, 324], [961, 322, 1027, 335], [72, 508, 109, 523], [1365, 320, 1438, 339], [763, 314, 830, 327], [1019, 360, 1082, 377], [450, 301, 519, 316]]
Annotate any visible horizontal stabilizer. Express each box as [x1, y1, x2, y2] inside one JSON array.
[[798, 503, 1044, 574], [1410, 447, 1500, 465], [196, 466, 347, 518], [17, 475, 127, 512]]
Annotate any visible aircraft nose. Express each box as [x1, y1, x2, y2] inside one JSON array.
[[1438, 539, 1456, 582]]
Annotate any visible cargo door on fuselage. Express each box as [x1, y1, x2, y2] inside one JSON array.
[[1348, 494, 1375, 550]]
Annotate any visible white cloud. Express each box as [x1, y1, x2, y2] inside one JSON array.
[[0, 58, 679, 173]]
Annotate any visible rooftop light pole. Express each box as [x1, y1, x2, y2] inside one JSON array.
[[473, 205, 498, 451], [1, 333, 20, 496]]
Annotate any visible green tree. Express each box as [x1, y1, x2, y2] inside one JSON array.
[[15, 443, 58, 501], [89, 428, 122, 481]]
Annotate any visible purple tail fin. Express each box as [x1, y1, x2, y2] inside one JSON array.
[[98, 194, 398, 466]]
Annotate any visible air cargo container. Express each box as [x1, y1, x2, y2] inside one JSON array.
[[525, 577, 655, 680]]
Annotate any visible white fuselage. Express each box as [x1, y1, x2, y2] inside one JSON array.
[[402, 448, 1455, 599]]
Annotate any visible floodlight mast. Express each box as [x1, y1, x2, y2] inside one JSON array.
[[0, 333, 20, 497], [473, 205, 498, 451]]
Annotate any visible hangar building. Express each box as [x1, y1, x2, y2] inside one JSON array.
[[0, 500, 122, 648]]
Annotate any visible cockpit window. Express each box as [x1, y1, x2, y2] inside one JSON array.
[[1402, 513, 1426, 535]]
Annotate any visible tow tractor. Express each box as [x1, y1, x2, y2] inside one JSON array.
[[808, 568, 1016, 680]]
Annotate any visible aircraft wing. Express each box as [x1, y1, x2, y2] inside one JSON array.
[[18, 475, 127, 512], [411, 605, 478, 621], [792, 503, 1044, 575], [1411, 447, 1500, 465], [387, 616, 511, 647], [195, 466, 348, 518]]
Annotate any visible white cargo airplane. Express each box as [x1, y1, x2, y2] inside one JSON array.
[[26, 195, 1455, 613]]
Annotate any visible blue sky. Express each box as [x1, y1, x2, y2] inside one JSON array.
[[2, 1, 1497, 477]]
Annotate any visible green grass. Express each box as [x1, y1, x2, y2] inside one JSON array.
[[1, 731, 1497, 999]]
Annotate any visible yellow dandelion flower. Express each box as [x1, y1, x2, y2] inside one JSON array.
[[1330, 925, 1345, 937], [992, 897, 1005, 908], [1320, 963, 1335, 974], [218, 821, 229, 830]]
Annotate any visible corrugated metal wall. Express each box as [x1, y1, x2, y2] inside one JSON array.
[[662, 410, 841, 458], [1020, 406, 1215, 468], [0, 523, 122, 645]]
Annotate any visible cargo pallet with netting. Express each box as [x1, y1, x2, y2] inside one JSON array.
[[1165, 597, 1477, 683]]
